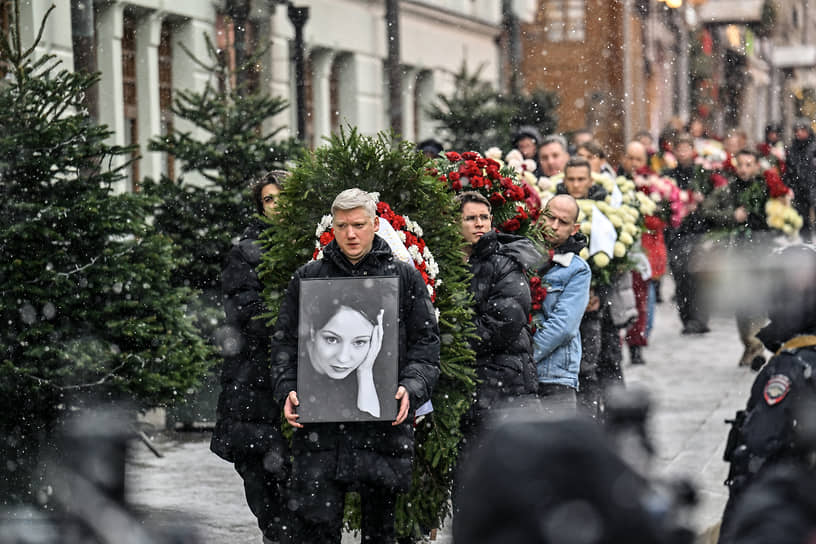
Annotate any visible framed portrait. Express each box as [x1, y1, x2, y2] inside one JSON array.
[[297, 276, 399, 423]]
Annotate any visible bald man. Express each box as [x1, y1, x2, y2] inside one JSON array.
[[532, 195, 591, 412], [619, 141, 648, 178]]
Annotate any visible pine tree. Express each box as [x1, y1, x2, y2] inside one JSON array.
[[0, 3, 212, 503], [143, 36, 300, 341], [427, 63, 559, 153], [142, 36, 302, 420]]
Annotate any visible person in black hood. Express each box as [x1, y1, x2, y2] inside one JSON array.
[[454, 417, 691, 544], [784, 118, 816, 241], [210, 170, 288, 544]]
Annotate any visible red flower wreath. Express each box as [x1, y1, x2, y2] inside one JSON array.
[[312, 201, 439, 302], [432, 150, 539, 235]]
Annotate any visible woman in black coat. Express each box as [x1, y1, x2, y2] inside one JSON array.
[[210, 171, 287, 543]]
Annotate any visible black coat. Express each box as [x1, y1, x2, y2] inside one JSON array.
[[210, 219, 286, 467], [467, 231, 542, 399], [784, 136, 816, 195], [270, 236, 440, 490]]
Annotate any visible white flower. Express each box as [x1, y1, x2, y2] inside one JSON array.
[[397, 231, 406, 243], [315, 250, 324, 260], [505, 149, 524, 163], [484, 147, 503, 161], [434, 308, 441, 323], [427, 284, 435, 298], [427, 256, 439, 279], [408, 245, 423, 264], [521, 159, 537, 173], [316, 214, 333, 237]]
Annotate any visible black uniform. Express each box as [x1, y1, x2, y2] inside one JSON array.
[[271, 236, 440, 544], [210, 219, 287, 542]]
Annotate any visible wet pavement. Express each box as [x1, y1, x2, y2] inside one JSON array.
[[127, 277, 757, 542]]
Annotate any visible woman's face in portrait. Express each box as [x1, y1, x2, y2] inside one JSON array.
[[309, 305, 375, 379]]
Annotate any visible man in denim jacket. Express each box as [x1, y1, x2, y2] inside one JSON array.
[[532, 194, 591, 412]]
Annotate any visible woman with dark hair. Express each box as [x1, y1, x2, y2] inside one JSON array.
[[299, 284, 392, 420], [210, 170, 287, 544]]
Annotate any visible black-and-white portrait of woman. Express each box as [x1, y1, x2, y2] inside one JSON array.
[[297, 277, 399, 422]]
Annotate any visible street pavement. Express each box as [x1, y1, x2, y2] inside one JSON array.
[[126, 278, 758, 543]]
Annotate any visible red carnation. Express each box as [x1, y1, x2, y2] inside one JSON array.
[[475, 157, 488, 168], [485, 165, 501, 179], [501, 218, 521, 232], [452, 180, 462, 191], [427, 167, 438, 176], [461, 151, 479, 161], [470, 175, 485, 188], [710, 173, 728, 188], [764, 168, 789, 198], [390, 214, 406, 231], [312, 248, 321, 259], [530, 276, 541, 288], [446, 151, 462, 162], [319, 232, 334, 246], [438, 175, 447, 182], [485, 158, 501, 169], [489, 192, 506, 205], [448, 171, 461, 181]]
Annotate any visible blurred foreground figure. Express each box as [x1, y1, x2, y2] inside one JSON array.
[[454, 410, 694, 544], [719, 244, 816, 542]]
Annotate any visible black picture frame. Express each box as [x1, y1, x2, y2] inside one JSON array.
[[297, 276, 399, 422]]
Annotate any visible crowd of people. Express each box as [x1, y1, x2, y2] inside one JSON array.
[[207, 115, 816, 543]]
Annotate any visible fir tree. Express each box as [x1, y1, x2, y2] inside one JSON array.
[[427, 63, 559, 153], [259, 128, 477, 539], [0, 3, 212, 503], [143, 35, 301, 340]]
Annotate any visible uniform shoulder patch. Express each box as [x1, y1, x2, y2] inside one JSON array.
[[763, 374, 792, 406]]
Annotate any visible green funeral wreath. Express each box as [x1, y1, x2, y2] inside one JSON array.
[[258, 127, 477, 540]]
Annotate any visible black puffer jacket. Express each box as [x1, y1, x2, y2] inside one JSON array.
[[270, 236, 440, 490], [467, 231, 543, 398], [210, 219, 286, 466]]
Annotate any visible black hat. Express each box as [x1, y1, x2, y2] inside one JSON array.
[[513, 125, 543, 146], [417, 138, 443, 156], [453, 418, 675, 544]]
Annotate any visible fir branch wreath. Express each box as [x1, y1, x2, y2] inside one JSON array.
[[257, 127, 477, 539]]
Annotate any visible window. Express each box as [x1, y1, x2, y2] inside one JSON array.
[[122, 12, 139, 189], [214, 13, 259, 94], [540, 0, 586, 42], [158, 21, 174, 179]]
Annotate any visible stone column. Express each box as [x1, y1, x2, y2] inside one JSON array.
[[135, 12, 165, 182]]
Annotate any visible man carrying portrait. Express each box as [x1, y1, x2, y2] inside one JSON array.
[[270, 188, 440, 544]]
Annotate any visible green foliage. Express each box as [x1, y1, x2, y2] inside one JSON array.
[[258, 127, 477, 539], [142, 35, 302, 362], [0, 14, 212, 502], [427, 63, 559, 153]]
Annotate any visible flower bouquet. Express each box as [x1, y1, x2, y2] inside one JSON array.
[[433, 150, 539, 236], [575, 197, 644, 286], [766, 198, 804, 238], [632, 171, 696, 228]]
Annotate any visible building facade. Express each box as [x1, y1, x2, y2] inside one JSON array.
[[13, 0, 535, 191]]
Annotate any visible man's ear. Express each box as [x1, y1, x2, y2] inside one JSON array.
[[571, 222, 581, 236], [373, 216, 380, 232]]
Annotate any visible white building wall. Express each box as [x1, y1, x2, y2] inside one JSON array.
[[19, 0, 505, 186]]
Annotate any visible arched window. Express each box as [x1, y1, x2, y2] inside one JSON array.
[[540, 0, 585, 42]]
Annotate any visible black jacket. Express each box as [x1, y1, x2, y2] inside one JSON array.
[[555, 181, 608, 201], [467, 231, 543, 399], [270, 236, 440, 490], [210, 219, 286, 466]]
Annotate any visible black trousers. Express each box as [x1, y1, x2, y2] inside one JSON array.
[[234, 458, 286, 542], [668, 233, 709, 327], [284, 462, 397, 544]]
